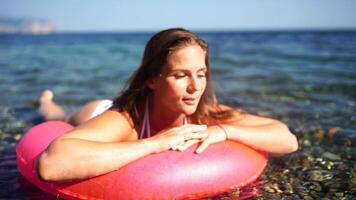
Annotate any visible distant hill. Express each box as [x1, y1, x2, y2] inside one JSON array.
[[0, 17, 55, 34]]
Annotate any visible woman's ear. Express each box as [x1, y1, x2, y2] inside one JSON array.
[[146, 78, 157, 90]]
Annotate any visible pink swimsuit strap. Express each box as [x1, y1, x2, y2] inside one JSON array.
[[139, 100, 187, 139], [139, 100, 151, 139]]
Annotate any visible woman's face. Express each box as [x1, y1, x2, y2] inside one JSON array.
[[149, 44, 207, 116]]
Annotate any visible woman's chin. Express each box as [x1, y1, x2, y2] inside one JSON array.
[[181, 105, 198, 115]]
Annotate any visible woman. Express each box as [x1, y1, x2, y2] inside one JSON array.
[[37, 28, 298, 182]]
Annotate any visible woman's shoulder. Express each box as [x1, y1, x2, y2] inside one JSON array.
[[59, 110, 136, 142]]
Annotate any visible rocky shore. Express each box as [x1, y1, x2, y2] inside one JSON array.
[[0, 17, 54, 34]]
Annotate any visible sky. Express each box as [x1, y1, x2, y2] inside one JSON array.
[[1, 0, 356, 32]]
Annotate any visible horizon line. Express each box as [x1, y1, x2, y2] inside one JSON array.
[[1, 27, 356, 35]]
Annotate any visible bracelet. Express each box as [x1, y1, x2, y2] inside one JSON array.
[[217, 124, 228, 140]]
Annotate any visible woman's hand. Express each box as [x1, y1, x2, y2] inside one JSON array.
[[174, 125, 228, 153], [147, 124, 208, 153], [196, 125, 227, 153]]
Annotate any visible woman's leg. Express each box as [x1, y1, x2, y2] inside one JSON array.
[[38, 90, 67, 121], [38, 89, 108, 126], [67, 99, 110, 126]]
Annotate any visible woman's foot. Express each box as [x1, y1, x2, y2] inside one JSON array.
[[39, 89, 54, 104], [38, 90, 67, 121]]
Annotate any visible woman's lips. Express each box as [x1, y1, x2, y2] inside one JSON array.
[[182, 97, 197, 105]]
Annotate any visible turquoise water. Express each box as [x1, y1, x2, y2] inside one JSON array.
[[0, 31, 355, 199]]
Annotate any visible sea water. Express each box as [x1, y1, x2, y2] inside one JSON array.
[[0, 31, 355, 199]]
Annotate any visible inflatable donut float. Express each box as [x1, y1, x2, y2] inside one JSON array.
[[16, 121, 268, 199]]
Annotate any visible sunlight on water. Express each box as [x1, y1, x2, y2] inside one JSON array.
[[0, 31, 355, 199]]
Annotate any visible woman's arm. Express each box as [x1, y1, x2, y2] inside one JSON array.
[[219, 114, 298, 155], [38, 110, 208, 182], [37, 110, 153, 181], [185, 105, 298, 155]]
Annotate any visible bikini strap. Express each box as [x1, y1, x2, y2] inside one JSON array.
[[139, 100, 151, 139], [140, 99, 188, 139], [183, 117, 188, 125]]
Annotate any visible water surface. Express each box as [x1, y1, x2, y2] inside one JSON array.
[[0, 30, 355, 199]]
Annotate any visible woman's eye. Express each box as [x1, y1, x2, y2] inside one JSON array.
[[197, 73, 206, 78], [174, 73, 186, 79]]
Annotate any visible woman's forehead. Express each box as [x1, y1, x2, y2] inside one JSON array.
[[164, 45, 206, 71], [163, 63, 207, 73]]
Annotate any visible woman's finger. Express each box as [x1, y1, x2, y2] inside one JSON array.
[[178, 126, 208, 141], [195, 139, 210, 154], [171, 134, 206, 151], [177, 139, 201, 151], [158, 124, 207, 152], [171, 140, 186, 151], [179, 124, 207, 134], [189, 132, 208, 139]]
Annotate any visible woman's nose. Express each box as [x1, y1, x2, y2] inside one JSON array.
[[187, 77, 199, 93]]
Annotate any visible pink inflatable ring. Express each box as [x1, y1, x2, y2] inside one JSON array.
[[16, 121, 268, 199]]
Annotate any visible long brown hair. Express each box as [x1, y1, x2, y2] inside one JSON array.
[[111, 28, 231, 126]]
